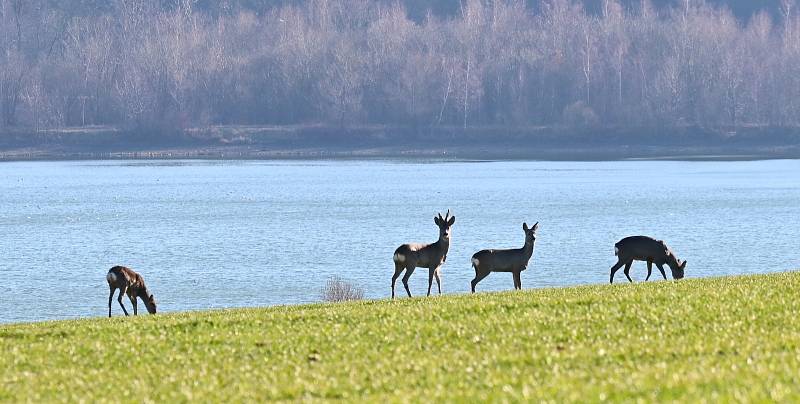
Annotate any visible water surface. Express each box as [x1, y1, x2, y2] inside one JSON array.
[[1, 159, 799, 323]]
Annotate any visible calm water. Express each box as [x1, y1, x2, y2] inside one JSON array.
[[1, 159, 799, 323]]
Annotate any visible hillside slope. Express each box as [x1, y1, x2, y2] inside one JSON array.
[[2, 272, 800, 401]]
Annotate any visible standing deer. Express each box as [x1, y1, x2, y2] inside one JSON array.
[[471, 222, 538, 292], [391, 210, 455, 298], [609, 236, 687, 284], [106, 265, 157, 317]]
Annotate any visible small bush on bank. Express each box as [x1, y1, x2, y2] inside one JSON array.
[[320, 276, 365, 302]]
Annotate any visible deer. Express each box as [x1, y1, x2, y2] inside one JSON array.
[[470, 222, 538, 293], [391, 210, 455, 298], [609, 236, 687, 284], [106, 265, 157, 317]]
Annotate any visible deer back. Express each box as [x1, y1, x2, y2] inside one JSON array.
[[472, 222, 537, 272], [107, 266, 148, 292], [397, 240, 448, 268], [616, 236, 666, 260], [475, 247, 529, 270]]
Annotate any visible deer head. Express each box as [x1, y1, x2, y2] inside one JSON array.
[[140, 289, 157, 314], [666, 253, 687, 280], [433, 209, 455, 241], [522, 222, 538, 243]]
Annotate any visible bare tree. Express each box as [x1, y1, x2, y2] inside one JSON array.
[[0, 0, 799, 136]]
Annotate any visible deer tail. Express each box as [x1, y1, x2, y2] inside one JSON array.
[[106, 271, 117, 284], [470, 256, 483, 277], [614, 245, 619, 256]]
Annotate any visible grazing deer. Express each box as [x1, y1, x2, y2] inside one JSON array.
[[106, 266, 157, 317], [609, 236, 687, 284], [471, 222, 538, 292], [391, 210, 455, 298]]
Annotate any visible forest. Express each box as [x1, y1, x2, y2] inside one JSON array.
[[1, 0, 799, 139]]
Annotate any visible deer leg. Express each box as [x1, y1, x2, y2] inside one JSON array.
[[646, 260, 654, 281], [402, 267, 416, 297], [117, 287, 130, 316], [656, 263, 668, 280], [391, 264, 404, 299], [471, 271, 490, 293], [108, 287, 116, 317], [609, 260, 625, 284], [513, 272, 522, 290], [434, 267, 442, 295], [130, 293, 138, 316], [427, 267, 437, 296], [623, 262, 634, 283]]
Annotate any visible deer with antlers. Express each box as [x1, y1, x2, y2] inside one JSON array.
[[391, 210, 455, 298]]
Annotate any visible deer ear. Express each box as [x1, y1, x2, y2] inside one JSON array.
[[447, 215, 455, 226], [523, 222, 529, 231], [680, 260, 687, 270], [434, 216, 440, 225], [532, 222, 539, 231]]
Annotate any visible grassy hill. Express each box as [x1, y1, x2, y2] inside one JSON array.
[[2, 272, 800, 401]]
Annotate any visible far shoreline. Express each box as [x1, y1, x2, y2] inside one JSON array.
[[2, 124, 799, 162], [0, 150, 793, 163]]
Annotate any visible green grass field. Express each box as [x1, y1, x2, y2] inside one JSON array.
[[3, 272, 800, 402]]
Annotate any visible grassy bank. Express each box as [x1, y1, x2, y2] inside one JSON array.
[[2, 272, 800, 401]]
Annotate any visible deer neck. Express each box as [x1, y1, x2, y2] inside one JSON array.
[[436, 235, 450, 255], [665, 254, 680, 271], [137, 287, 155, 313], [522, 238, 535, 259]]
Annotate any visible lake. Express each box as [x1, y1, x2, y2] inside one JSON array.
[[1, 159, 799, 324]]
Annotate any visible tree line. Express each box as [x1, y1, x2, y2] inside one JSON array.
[[1, 0, 799, 137]]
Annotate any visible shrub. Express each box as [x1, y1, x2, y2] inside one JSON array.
[[320, 276, 365, 302]]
